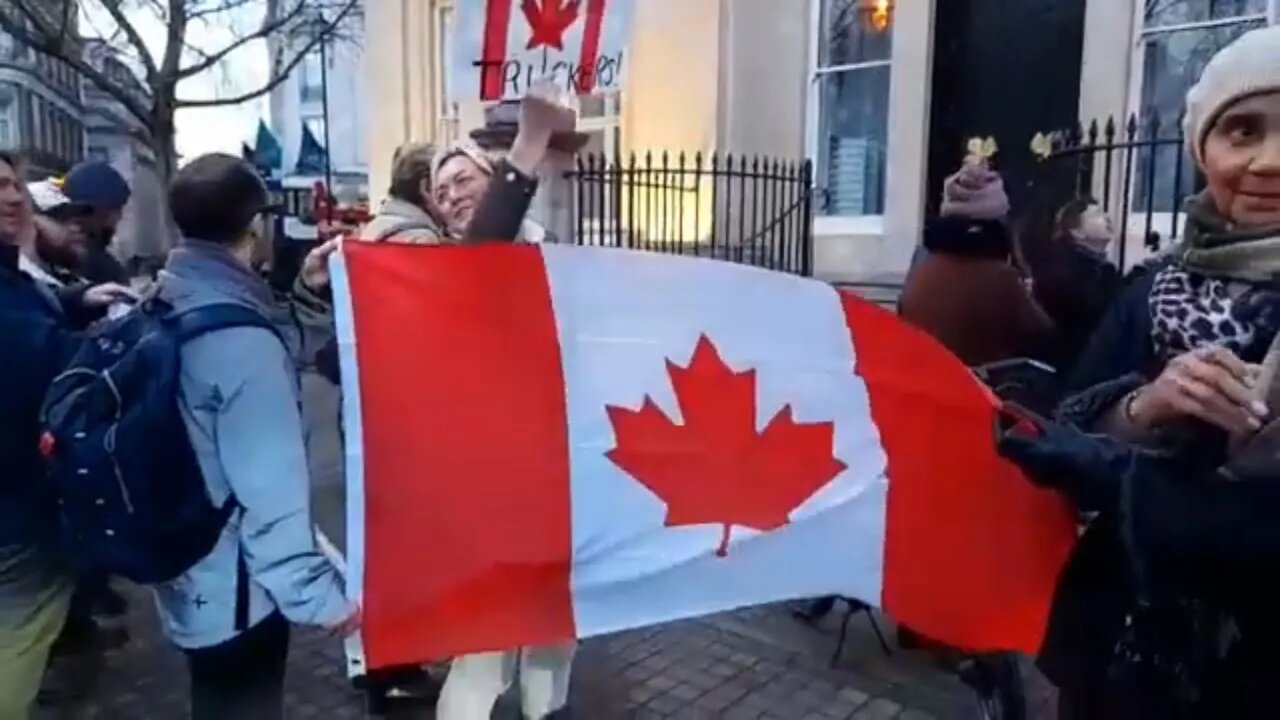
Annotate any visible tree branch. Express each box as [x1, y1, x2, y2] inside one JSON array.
[[159, 0, 189, 84], [175, 0, 358, 108], [175, 0, 311, 81], [96, 0, 160, 85]]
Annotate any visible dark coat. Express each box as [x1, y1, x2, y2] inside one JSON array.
[[1030, 242, 1123, 373], [80, 236, 130, 285], [1010, 270, 1280, 716], [0, 245, 88, 547], [898, 216, 1055, 367]]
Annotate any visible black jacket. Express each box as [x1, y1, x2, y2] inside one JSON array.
[[80, 235, 129, 285], [1030, 243, 1122, 374], [0, 245, 90, 547]]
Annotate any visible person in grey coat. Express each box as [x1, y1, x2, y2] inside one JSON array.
[[156, 153, 357, 720]]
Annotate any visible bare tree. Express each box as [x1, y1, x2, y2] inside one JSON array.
[[0, 0, 359, 179]]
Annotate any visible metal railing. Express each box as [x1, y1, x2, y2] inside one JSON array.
[[1030, 114, 1201, 268], [566, 152, 815, 276]]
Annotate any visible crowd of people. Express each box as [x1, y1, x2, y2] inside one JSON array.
[[0, 80, 575, 720], [0, 25, 1277, 720]]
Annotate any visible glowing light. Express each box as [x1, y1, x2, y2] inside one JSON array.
[[865, 0, 892, 32]]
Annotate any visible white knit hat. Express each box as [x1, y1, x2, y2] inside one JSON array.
[[1184, 25, 1280, 164]]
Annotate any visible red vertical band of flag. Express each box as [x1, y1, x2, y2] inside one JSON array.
[[480, 0, 514, 101], [839, 293, 1076, 654], [577, 0, 608, 93], [346, 243, 574, 667]]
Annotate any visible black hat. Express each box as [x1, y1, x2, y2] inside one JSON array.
[[169, 153, 278, 244]]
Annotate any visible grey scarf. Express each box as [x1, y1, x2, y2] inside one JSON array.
[[1177, 192, 1280, 283]]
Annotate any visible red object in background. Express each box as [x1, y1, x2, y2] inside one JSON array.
[[39, 431, 56, 459], [310, 181, 370, 239]]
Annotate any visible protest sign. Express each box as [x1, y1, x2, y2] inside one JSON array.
[[451, 0, 637, 103]]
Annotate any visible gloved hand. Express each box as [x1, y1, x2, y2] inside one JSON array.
[[995, 407, 1172, 514]]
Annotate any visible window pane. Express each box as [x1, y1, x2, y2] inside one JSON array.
[[1133, 20, 1263, 212], [439, 7, 453, 109], [1144, 0, 1266, 28], [300, 52, 323, 102], [305, 117, 326, 140], [817, 66, 889, 216], [820, 0, 892, 67]]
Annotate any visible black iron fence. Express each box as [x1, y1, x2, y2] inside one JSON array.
[[1030, 114, 1200, 268], [566, 152, 815, 276]]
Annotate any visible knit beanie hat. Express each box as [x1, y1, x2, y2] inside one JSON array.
[[1184, 25, 1280, 164], [940, 163, 1010, 222]]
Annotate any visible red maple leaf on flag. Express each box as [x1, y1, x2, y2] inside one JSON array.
[[605, 335, 848, 557], [521, 0, 581, 51]]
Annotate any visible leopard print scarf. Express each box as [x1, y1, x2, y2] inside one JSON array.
[[1149, 266, 1280, 362], [1150, 195, 1280, 362]]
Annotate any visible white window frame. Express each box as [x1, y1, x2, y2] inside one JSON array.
[[435, 1, 460, 145], [1116, 0, 1275, 262], [577, 92, 622, 162], [805, 0, 892, 236]]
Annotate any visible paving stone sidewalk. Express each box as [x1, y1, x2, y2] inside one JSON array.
[[38, 590, 1057, 719]]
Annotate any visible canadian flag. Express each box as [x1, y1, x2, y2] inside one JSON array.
[[454, 0, 635, 102], [331, 243, 1077, 669]]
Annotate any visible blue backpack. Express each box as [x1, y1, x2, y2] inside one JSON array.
[[40, 298, 281, 585]]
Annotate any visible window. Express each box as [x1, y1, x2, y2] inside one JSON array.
[[810, 0, 892, 218], [0, 97, 13, 148], [299, 51, 324, 103], [435, 2, 459, 143], [304, 116, 327, 143], [1131, 0, 1270, 211]]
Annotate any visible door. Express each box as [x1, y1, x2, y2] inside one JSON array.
[[926, 0, 1088, 216]]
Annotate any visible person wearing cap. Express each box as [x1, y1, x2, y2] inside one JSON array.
[[0, 152, 137, 720], [61, 161, 131, 285], [156, 153, 357, 719], [22, 180, 92, 288], [993, 26, 1280, 717]]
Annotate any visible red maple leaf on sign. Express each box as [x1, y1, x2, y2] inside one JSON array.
[[605, 335, 848, 557], [521, 0, 581, 51]]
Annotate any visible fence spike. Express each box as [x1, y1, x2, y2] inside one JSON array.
[[1146, 113, 1161, 138], [629, 151, 637, 169], [678, 151, 686, 170], [1087, 119, 1099, 146], [694, 151, 703, 169], [645, 150, 653, 166], [1126, 113, 1139, 139], [1104, 115, 1117, 143]]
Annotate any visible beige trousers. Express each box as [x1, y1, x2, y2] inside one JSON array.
[[0, 545, 72, 720], [435, 642, 576, 720]]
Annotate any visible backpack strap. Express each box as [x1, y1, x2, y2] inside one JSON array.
[[169, 303, 283, 345]]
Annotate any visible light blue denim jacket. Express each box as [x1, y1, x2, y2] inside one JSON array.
[[151, 241, 349, 649]]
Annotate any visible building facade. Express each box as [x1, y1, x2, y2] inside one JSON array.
[[0, 27, 86, 178], [365, 0, 1280, 282], [269, 3, 369, 229]]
